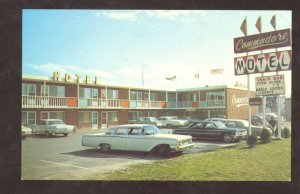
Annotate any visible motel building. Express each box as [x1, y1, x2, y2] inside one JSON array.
[[22, 72, 257, 131]]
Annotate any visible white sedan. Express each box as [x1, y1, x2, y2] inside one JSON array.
[[82, 124, 194, 156], [22, 125, 32, 140]]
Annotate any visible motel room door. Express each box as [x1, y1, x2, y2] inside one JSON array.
[[101, 111, 107, 129], [92, 112, 98, 130]]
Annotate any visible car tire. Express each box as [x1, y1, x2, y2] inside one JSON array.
[[157, 145, 171, 157], [63, 133, 68, 137], [223, 134, 232, 143], [100, 144, 110, 153]]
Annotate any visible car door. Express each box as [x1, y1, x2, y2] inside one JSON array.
[[110, 127, 127, 150], [204, 122, 223, 140], [125, 127, 148, 151]]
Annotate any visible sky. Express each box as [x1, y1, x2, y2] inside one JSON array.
[[22, 10, 292, 97]]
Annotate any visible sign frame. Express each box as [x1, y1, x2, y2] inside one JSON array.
[[234, 28, 291, 54], [255, 74, 285, 96]]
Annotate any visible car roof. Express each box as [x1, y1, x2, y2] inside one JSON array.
[[111, 124, 155, 128], [41, 119, 62, 121], [226, 119, 246, 122]]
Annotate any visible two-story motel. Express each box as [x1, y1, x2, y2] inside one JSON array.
[[22, 72, 257, 130]]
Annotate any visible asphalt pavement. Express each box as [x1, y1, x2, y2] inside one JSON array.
[[21, 130, 237, 180]]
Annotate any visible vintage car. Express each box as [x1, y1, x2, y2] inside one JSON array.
[[129, 117, 167, 127], [22, 124, 32, 140], [204, 118, 227, 123], [250, 115, 271, 127], [173, 121, 247, 143], [178, 116, 202, 125], [158, 116, 189, 127], [224, 119, 273, 136], [31, 119, 76, 137], [82, 124, 194, 156]]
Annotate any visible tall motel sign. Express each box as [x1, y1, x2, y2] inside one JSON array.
[[233, 15, 292, 137]]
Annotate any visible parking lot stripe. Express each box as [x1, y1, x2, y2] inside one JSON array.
[[40, 160, 89, 170]]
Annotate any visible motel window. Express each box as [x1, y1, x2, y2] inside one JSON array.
[[78, 112, 91, 123], [40, 112, 65, 121], [79, 88, 98, 98], [130, 91, 136, 100], [128, 111, 142, 121], [41, 85, 65, 97], [107, 89, 118, 99], [167, 93, 176, 102], [206, 91, 224, 101], [130, 91, 142, 100], [148, 111, 157, 117], [150, 92, 157, 101], [101, 89, 106, 98], [22, 83, 36, 96], [144, 93, 149, 100], [22, 111, 36, 126], [49, 112, 64, 120], [107, 112, 118, 122]]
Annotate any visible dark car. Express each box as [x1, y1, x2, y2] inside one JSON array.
[[225, 119, 272, 136], [179, 116, 202, 125], [173, 121, 247, 143], [204, 118, 227, 123], [250, 115, 271, 127]]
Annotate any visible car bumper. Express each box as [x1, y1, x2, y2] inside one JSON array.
[[232, 135, 247, 140], [173, 143, 194, 152]]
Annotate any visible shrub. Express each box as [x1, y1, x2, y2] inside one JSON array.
[[260, 128, 272, 143], [247, 132, 258, 147], [282, 127, 291, 138]]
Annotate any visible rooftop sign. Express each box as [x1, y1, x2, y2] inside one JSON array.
[[234, 28, 291, 53]]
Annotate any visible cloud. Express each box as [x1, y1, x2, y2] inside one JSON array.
[[96, 12, 137, 21], [95, 10, 211, 22], [146, 10, 208, 20]]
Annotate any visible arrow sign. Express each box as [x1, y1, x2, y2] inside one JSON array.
[[240, 17, 247, 36], [255, 16, 262, 33], [270, 15, 276, 30]]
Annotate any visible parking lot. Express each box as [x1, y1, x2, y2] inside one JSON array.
[[21, 129, 237, 180]]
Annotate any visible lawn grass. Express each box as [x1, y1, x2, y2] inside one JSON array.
[[90, 139, 291, 181]]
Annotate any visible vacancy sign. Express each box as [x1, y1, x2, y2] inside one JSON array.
[[255, 75, 285, 96], [234, 50, 291, 75]]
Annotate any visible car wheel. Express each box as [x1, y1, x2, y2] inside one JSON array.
[[100, 144, 110, 153], [223, 134, 232, 143], [157, 145, 171, 157], [63, 133, 68, 137]]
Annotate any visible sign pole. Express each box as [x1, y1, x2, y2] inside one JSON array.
[[247, 73, 251, 135], [272, 15, 282, 139]]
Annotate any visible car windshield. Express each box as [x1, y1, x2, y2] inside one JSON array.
[[149, 117, 158, 121], [241, 120, 250, 127], [213, 121, 227, 129], [142, 125, 160, 135]]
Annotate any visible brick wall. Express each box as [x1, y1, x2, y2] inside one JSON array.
[[226, 88, 257, 119]]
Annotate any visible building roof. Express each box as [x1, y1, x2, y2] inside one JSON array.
[[22, 74, 253, 92]]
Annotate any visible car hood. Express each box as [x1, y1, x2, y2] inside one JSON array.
[[50, 124, 70, 129], [224, 127, 246, 132], [154, 133, 192, 140]]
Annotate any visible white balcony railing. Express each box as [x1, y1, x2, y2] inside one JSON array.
[[206, 100, 225, 107], [178, 101, 193, 108], [22, 95, 73, 108], [22, 95, 225, 109]]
